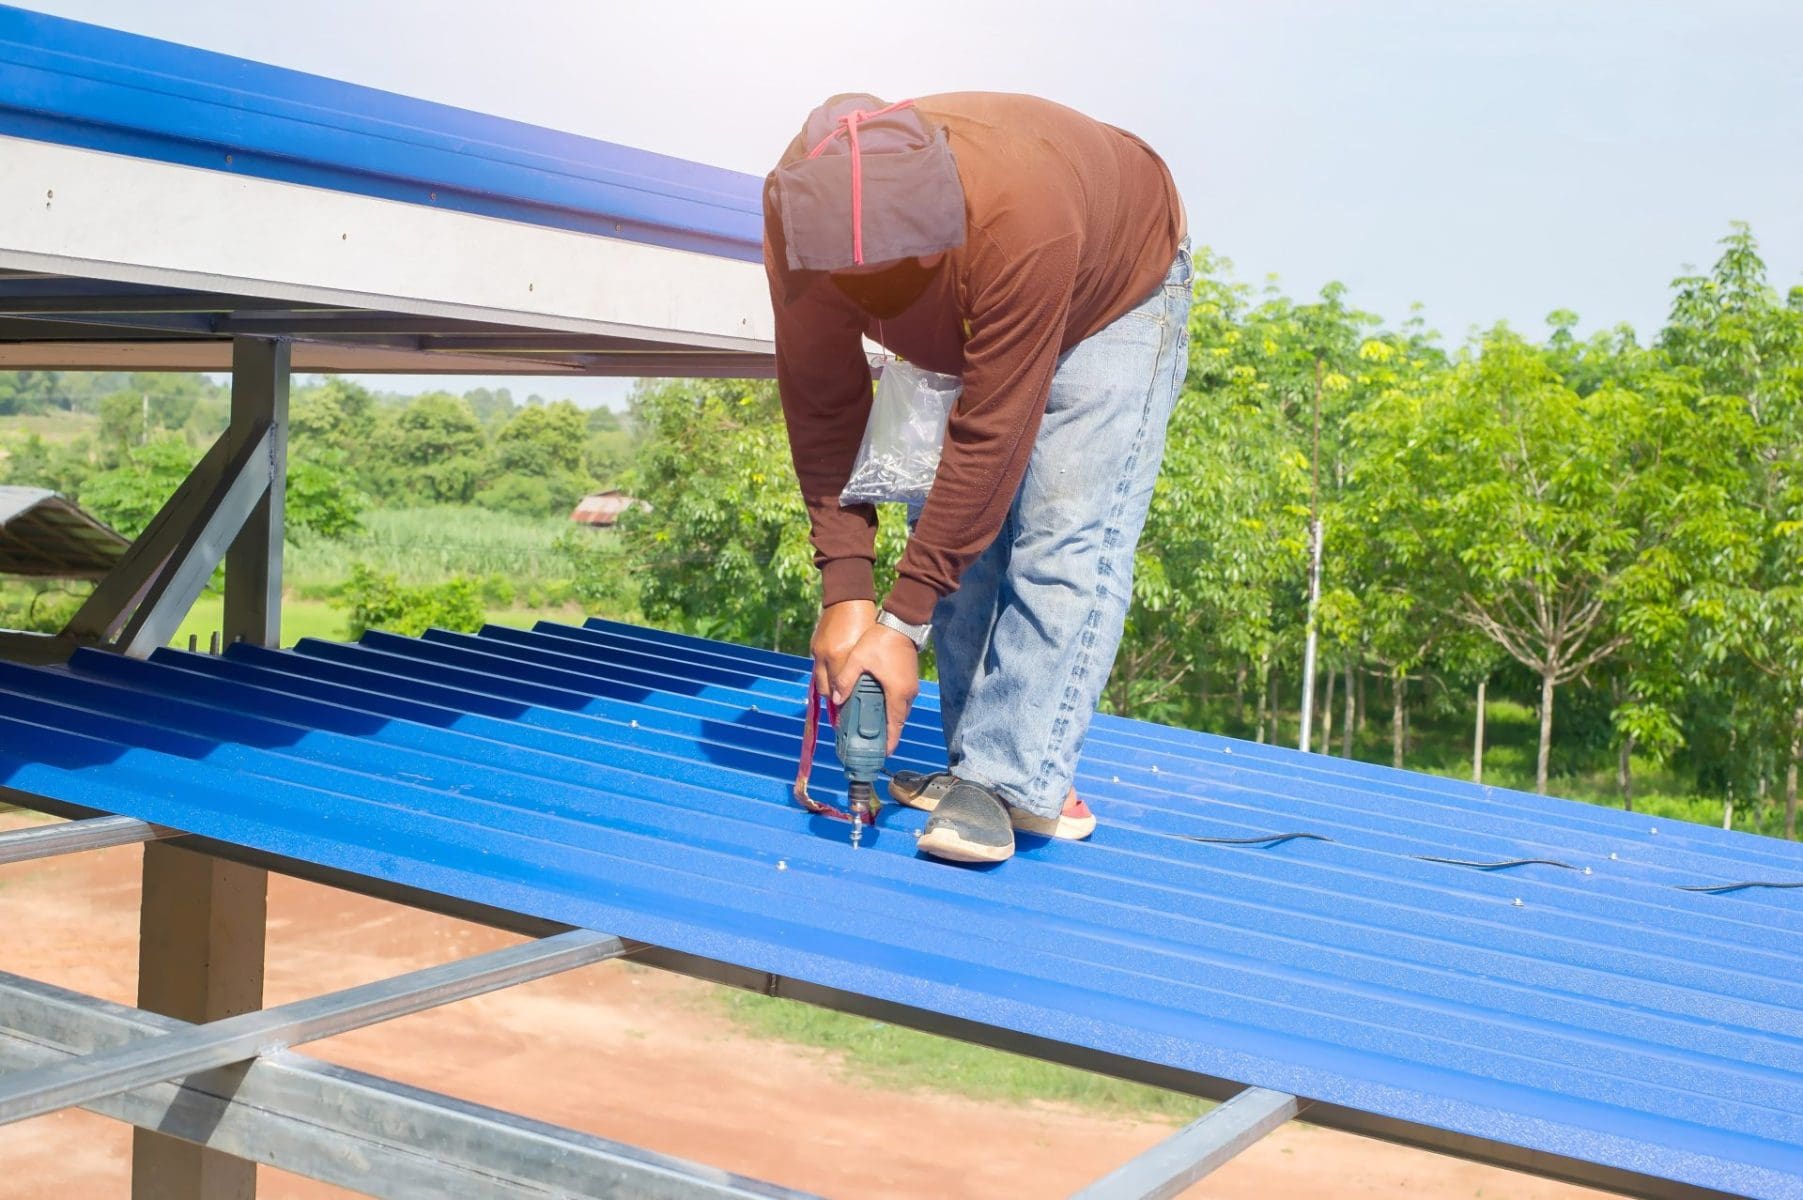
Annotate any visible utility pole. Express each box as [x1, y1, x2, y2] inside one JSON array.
[[1299, 357, 1324, 753], [1473, 679, 1487, 782]]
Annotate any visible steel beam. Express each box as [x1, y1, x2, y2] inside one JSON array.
[[0, 970, 819, 1200], [0, 314, 217, 338], [62, 429, 232, 644], [217, 313, 584, 336], [0, 816, 172, 866], [114, 422, 273, 658], [0, 929, 624, 1127], [1069, 1087, 1303, 1200], [222, 336, 288, 650], [0, 630, 76, 664], [0, 289, 333, 316]]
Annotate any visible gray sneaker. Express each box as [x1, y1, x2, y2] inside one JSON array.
[[894, 771, 1096, 842], [917, 779, 1016, 864], [887, 770, 958, 810]]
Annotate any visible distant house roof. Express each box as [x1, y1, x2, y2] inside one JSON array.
[[0, 486, 129, 579], [571, 490, 643, 526]]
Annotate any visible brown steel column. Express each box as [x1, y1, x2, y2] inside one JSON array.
[[130, 845, 268, 1199], [222, 337, 289, 649], [131, 337, 286, 1200]]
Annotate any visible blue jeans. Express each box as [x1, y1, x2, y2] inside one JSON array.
[[930, 241, 1192, 818]]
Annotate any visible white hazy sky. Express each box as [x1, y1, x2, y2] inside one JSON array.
[[19, 0, 1803, 407]]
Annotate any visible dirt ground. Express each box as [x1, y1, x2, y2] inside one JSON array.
[[0, 812, 1607, 1199]]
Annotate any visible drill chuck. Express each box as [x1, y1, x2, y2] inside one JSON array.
[[837, 675, 888, 849]]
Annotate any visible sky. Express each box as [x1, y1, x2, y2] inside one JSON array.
[[19, 0, 1803, 407]]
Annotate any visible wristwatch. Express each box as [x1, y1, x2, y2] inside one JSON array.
[[876, 608, 932, 651]]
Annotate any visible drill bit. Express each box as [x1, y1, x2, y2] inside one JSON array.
[[835, 674, 887, 850], [847, 780, 873, 849]]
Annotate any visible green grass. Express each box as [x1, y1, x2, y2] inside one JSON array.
[[157, 503, 636, 649], [0, 413, 99, 445], [287, 506, 587, 596], [170, 591, 591, 650], [1275, 693, 1783, 836], [171, 594, 349, 649], [712, 991, 1202, 1120]]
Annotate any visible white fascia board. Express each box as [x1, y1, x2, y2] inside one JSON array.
[[0, 134, 774, 353]]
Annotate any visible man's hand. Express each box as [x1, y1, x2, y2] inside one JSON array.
[[830, 623, 920, 755], [811, 600, 876, 697]]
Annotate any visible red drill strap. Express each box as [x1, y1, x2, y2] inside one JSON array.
[[792, 675, 875, 824]]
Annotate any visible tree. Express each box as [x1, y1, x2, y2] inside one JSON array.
[[79, 436, 197, 539], [369, 392, 487, 504], [1363, 328, 1745, 793], [463, 386, 518, 432], [618, 378, 910, 653], [97, 389, 150, 460], [0, 432, 95, 497], [620, 378, 817, 651], [477, 400, 589, 514], [286, 450, 367, 541], [585, 405, 636, 489], [0, 371, 71, 416], [1124, 252, 1314, 735], [1662, 225, 1803, 835], [1340, 327, 1457, 767]]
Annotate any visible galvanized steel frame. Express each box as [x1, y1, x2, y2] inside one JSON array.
[[0, 815, 171, 865], [1070, 1087, 1304, 1200], [0, 929, 628, 1126], [0, 970, 818, 1200]]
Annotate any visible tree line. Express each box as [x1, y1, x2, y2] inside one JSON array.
[[1, 375, 635, 536]]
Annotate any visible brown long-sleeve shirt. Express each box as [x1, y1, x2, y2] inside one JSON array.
[[764, 92, 1186, 625]]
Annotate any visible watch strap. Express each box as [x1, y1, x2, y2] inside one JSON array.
[[876, 608, 931, 650]]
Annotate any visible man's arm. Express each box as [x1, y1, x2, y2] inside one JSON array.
[[881, 232, 1080, 625], [769, 271, 880, 607]]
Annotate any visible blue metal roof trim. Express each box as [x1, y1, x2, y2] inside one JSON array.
[[0, 4, 763, 260], [3, 620, 1801, 1198]]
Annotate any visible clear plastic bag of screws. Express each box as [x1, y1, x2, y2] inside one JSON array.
[[839, 360, 961, 508]]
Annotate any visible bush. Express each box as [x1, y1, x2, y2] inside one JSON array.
[[286, 450, 367, 541], [0, 582, 86, 633], [479, 572, 517, 608], [553, 526, 636, 615], [334, 563, 485, 638]]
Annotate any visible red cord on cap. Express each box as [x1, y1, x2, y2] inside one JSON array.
[[806, 98, 918, 266]]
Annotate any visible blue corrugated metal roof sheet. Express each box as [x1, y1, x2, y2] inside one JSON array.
[[3, 619, 1801, 1198], [0, 4, 763, 259]]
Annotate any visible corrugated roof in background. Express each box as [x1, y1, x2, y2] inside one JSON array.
[[0, 485, 128, 580], [0, 618, 1799, 1198]]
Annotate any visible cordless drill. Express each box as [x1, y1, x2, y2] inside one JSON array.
[[835, 673, 888, 848]]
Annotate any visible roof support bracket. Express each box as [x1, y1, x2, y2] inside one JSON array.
[[1068, 1086, 1304, 1200]]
